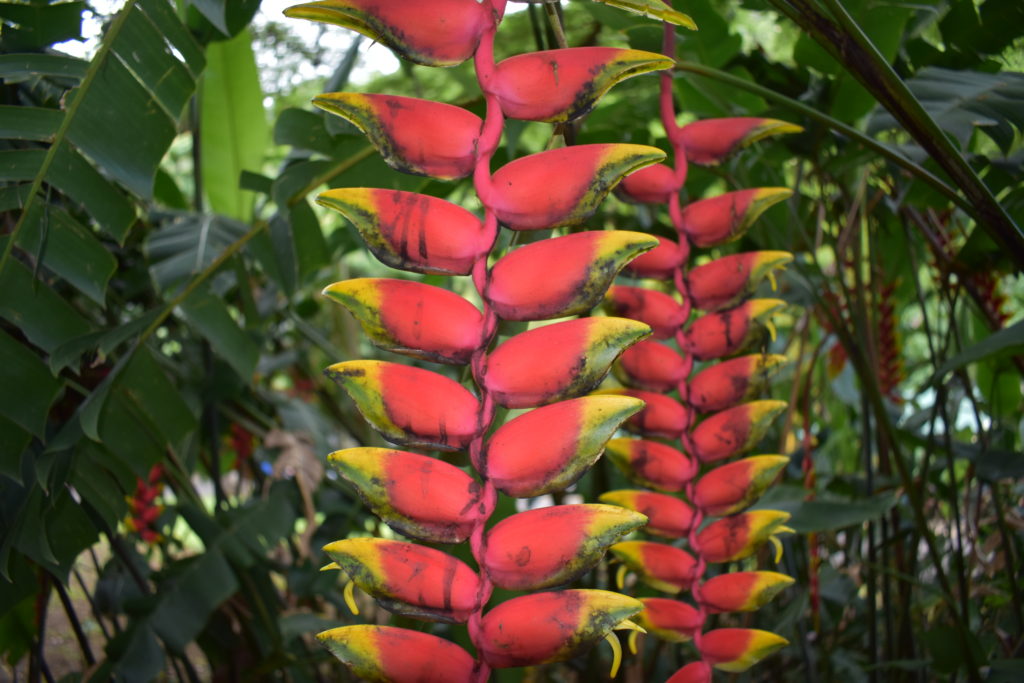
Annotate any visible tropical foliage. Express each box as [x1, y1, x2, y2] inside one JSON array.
[[0, 0, 1021, 681]]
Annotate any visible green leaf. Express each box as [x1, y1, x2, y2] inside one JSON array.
[[593, 0, 697, 29], [150, 550, 238, 653], [189, 0, 262, 39], [50, 308, 162, 374], [0, 329, 62, 438], [0, 53, 88, 82], [146, 211, 250, 293], [0, 415, 30, 482], [180, 288, 259, 380], [0, 256, 91, 353], [933, 319, 1024, 381], [0, 105, 62, 141], [200, 28, 268, 221], [767, 495, 898, 533], [15, 204, 117, 305], [0, 2, 85, 50]]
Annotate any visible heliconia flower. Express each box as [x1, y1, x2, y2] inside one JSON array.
[[696, 510, 793, 563], [689, 399, 787, 463], [617, 163, 682, 204], [686, 251, 793, 312], [318, 625, 476, 682], [667, 661, 712, 683], [481, 396, 644, 497], [323, 538, 481, 623], [605, 285, 687, 339], [678, 188, 792, 248], [615, 339, 689, 392], [610, 540, 697, 593], [634, 597, 702, 642], [599, 489, 693, 538], [677, 298, 786, 361], [323, 279, 483, 364], [488, 144, 665, 230], [316, 188, 492, 275], [284, 0, 492, 67], [604, 437, 692, 492], [594, 0, 697, 29], [482, 504, 646, 590], [699, 628, 788, 672], [486, 230, 658, 321], [687, 354, 787, 413], [493, 47, 673, 123], [481, 317, 650, 408], [314, 93, 481, 180], [693, 455, 789, 516], [600, 388, 690, 439], [679, 117, 803, 166], [325, 360, 479, 451], [478, 589, 643, 671], [622, 235, 686, 280], [700, 571, 795, 613], [327, 448, 482, 543]]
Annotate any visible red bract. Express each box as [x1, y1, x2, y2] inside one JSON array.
[[700, 571, 795, 613], [689, 399, 787, 464], [610, 540, 697, 593], [316, 188, 492, 275], [603, 388, 690, 439], [635, 597, 702, 642], [686, 251, 793, 311], [328, 448, 482, 543], [696, 510, 793, 563], [323, 278, 484, 364], [486, 231, 657, 321], [481, 395, 644, 497], [679, 117, 803, 166], [488, 144, 664, 230], [285, 0, 491, 67], [617, 163, 681, 204], [678, 188, 791, 247], [622, 235, 686, 279], [677, 298, 786, 360], [315, 93, 481, 180], [605, 284, 687, 339], [616, 339, 689, 392], [493, 47, 673, 122], [604, 437, 692, 492], [699, 628, 789, 672], [482, 504, 646, 590], [318, 625, 476, 682], [324, 538, 481, 623], [477, 590, 642, 669], [687, 354, 787, 413], [599, 489, 693, 538], [693, 455, 789, 516], [481, 317, 650, 408], [667, 661, 712, 683], [325, 360, 480, 451]]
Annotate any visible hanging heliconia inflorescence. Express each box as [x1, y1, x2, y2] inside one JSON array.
[[283, 1, 715, 681], [597, 5, 804, 681]]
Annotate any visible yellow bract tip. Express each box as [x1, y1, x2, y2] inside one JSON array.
[[320, 562, 340, 572], [628, 629, 641, 655], [616, 564, 629, 590], [767, 269, 778, 292], [769, 535, 784, 564], [604, 631, 623, 679], [343, 579, 360, 616]]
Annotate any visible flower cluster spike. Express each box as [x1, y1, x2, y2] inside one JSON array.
[[597, 5, 804, 679], [286, 2, 680, 680]]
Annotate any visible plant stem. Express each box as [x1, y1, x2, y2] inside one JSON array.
[[54, 577, 96, 666]]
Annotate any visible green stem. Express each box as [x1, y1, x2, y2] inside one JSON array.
[[0, 0, 139, 276], [673, 60, 968, 216], [287, 145, 375, 207]]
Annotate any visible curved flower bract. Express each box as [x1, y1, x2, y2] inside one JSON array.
[[687, 354, 787, 413], [667, 661, 712, 683], [604, 437, 692, 492], [680, 117, 802, 166], [483, 504, 646, 590], [677, 298, 786, 360], [622, 235, 686, 279], [700, 571, 795, 613], [323, 279, 484, 364], [323, 538, 481, 623], [478, 590, 643, 668], [325, 360, 480, 451], [610, 540, 697, 593], [605, 284, 687, 339], [616, 339, 689, 392], [686, 251, 793, 311], [284, 0, 491, 67], [494, 47, 673, 123], [318, 625, 476, 683], [314, 93, 481, 180], [689, 399, 787, 463], [599, 489, 693, 538], [489, 144, 665, 230], [696, 510, 793, 563], [482, 396, 645, 497], [678, 188, 792, 247], [486, 231, 658, 321], [617, 163, 681, 204], [327, 448, 481, 543], [482, 317, 651, 408], [699, 628, 789, 672], [635, 597, 702, 642], [693, 455, 789, 516], [601, 388, 690, 439], [316, 188, 492, 275]]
